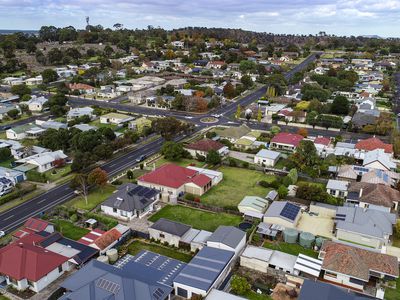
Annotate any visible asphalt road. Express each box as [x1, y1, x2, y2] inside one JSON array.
[[0, 52, 342, 233]]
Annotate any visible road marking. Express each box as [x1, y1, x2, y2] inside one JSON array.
[[3, 215, 14, 221], [37, 199, 47, 204]]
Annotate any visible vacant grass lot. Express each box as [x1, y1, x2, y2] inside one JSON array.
[[148, 205, 242, 232], [201, 166, 275, 208], [127, 240, 193, 263], [263, 240, 318, 258], [52, 219, 89, 240], [67, 185, 116, 211], [154, 157, 206, 168]]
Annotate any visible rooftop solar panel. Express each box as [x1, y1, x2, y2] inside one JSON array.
[[96, 278, 121, 294], [280, 202, 300, 221]]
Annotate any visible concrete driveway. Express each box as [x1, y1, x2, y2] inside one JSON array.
[[297, 213, 334, 239], [228, 151, 255, 164]]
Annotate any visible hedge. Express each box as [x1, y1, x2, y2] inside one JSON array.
[[0, 183, 37, 206], [27, 170, 47, 183]]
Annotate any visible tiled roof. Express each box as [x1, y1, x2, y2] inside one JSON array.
[[321, 241, 399, 281], [271, 132, 304, 147], [0, 234, 68, 281], [138, 164, 211, 189], [314, 137, 331, 146], [68, 83, 94, 90], [355, 137, 393, 154], [24, 217, 50, 232], [93, 228, 122, 250], [185, 139, 224, 152], [348, 182, 400, 208]]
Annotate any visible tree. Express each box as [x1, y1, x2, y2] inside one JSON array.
[[11, 84, 31, 98], [331, 95, 349, 115], [278, 185, 289, 198], [47, 48, 63, 64], [235, 105, 241, 119], [271, 126, 281, 135], [257, 109, 262, 122], [7, 109, 20, 119], [239, 60, 256, 73], [152, 117, 185, 140], [41, 69, 58, 84], [70, 174, 89, 205], [206, 150, 221, 165], [290, 140, 319, 170], [0, 148, 11, 162], [241, 75, 253, 89], [223, 82, 236, 99], [161, 142, 187, 161], [297, 128, 308, 137], [88, 168, 108, 190], [287, 168, 298, 184], [230, 275, 251, 296]]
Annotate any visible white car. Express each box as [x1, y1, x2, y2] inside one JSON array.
[[211, 114, 222, 118], [0, 231, 5, 238]]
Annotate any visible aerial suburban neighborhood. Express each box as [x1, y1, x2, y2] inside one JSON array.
[[0, 2, 400, 300]]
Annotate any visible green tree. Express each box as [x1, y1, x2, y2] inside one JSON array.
[[331, 95, 349, 115], [161, 141, 187, 161], [0, 148, 11, 162], [241, 75, 253, 89], [206, 150, 221, 165], [152, 117, 185, 140], [239, 60, 256, 73], [230, 275, 251, 296], [11, 84, 31, 98], [235, 105, 241, 119], [7, 108, 20, 119], [257, 108, 262, 122], [41, 69, 58, 84]]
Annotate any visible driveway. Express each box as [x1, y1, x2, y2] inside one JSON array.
[[228, 151, 255, 164], [296, 213, 334, 239]]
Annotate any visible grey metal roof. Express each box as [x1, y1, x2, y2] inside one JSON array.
[[173, 246, 233, 292], [264, 201, 301, 223], [255, 149, 281, 160], [102, 183, 159, 212], [335, 206, 396, 239], [326, 179, 349, 191], [207, 226, 246, 249], [150, 218, 191, 237], [298, 280, 371, 300]]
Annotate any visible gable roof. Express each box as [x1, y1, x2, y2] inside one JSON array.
[[271, 132, 304, 147], [0, 234, 69, 281], [24, 217, 51, 232], [264, 201, 301, 223], [207, 226, 246, 249], [185, 139, 225, 152], [214, 125, 251, 139], [238, 196, 269, 213], [363, 149, 395, 170], [320, 241, 399, 281], [138, 164, 211, 189], [150, 218, 191, 237], [355, 137, 393, 154], [93, 229, 122, 250], [348, 182, 400, 208], [255, 149, 281, 160], [314, 137, 331, 146], [298, 280, 371, 300], [102, 183, 159, 212]]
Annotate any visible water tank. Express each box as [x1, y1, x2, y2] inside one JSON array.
[[315, 237, 326, 248], [299, 232, 315, 248], [283, 228, 298, 244], [97, 255, 109, 264], [106, 249, 118, 263]]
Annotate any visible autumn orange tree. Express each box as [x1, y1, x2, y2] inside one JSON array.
[[87, 167, 108, 191]]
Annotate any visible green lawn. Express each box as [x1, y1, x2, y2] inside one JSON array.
[[244, 291, 272, 300], [148, 205, 242, 232], [89, 119, 118, 130], [297, 180, 326, 189], [385, 276, 400, 300], [0, 295, 10, 300], [154, 157, 206, 168], [67, 185, 116, 211], [52, 219, 90, 240], [44, 165, 72, 182], [0, 158, 14, 168], [263, 241, 319, 258], [127, 240, 193, 263], [201, 166, 275, 208]]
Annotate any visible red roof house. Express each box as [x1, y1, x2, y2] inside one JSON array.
[[270, 133, 304, 151], [355, 137, 393, 154], [77, 228, 105, 246], [185, 139, 227, 157], [13, 217, 55, 239], [314, 137, 331, 146], [68, 83, 95, 92], [0, 234, 69, 292], [138, 164, 212, 197]]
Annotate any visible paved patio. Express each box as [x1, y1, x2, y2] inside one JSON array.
[[296, 213, 334, 239]]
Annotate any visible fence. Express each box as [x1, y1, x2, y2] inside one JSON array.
[[178, 198, 242, 216]]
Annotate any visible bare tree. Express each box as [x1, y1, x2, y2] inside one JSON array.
[[71, 174, 89, 205]]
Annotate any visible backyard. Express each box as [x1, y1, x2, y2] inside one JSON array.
[[51, 219, 89, 240], [66, 184, 116, 211], [201, 166, 275, 209], [127, 240, 193, 263], [385, 276, 400, 300], [148, 205, 242, 232], [263, 240, 318, 258]]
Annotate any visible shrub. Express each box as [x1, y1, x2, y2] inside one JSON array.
[[259, 180, 270, 188], [228, 158, 237, 167], [278, 185, 288, 198], [282, 176, 292, 187], [231, 275, 251, 296], [0, 183, 37, 206], [127, 170, 134, 179], [70, 214, 78, 223], [242, 162, 249, 168], [196, 153, 206, 162], [185, 193, 195, 201], [111, 180, 123, 185], [27, 170, 47, 183], [84, 212, 118, 230]]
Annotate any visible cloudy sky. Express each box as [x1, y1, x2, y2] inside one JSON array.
[[0, 0, 399, 37]]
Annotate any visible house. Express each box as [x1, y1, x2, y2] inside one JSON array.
[[149, 218, 191, 247], [361, 169, 400, 187], [213, 125, 251, 143], [346, 182, 400, 212], [138, 164, 213, 201], [240, 245, 297, 274], [238, 196, 269, 215], [0, 234, 71, 292], [298, 280, 372, 300], [265, 104, 286, 116], [355, 137, 393, 155], [206, 226, 246, 256], [270, 133, 304, 151], [68, 83, 95, 94], [334, 206, 396, 249], [67, 107, 94, 120], [186, 166, 223, 185], [0, 167, 26, 184], [254, 149, 281, 167], [362, 149, 396, 171], [171, 40, 185, 48], [0, 139, 24, 159], [326, 179, 349, 198], [351, 112, 378, 129], [101, 183, 160, 220], [173, 247, 234, 299], [0, 103, 20, 120], [73, 124, 97, 132], [99, 112, 134, 125], [37, 120, 68, 130], [184, 139, 228, 158], [129, 117, 152, 133], [207, 61, 225, 69], [83, 225, 130, 254], [263, 201, 302, 228], [6, 124, 45, 140], [26, 96, 48, 112], [60, 250, 186, 300], [15, 150, 67, 173], [13, 217, 55, 239], [319, 241, 398, 293]]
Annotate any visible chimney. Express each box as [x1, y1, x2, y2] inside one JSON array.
[[359, 188, 363, 198]]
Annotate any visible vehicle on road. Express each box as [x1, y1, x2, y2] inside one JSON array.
[[211, 114, 222, 118], [0, 231, 5, 238], [136, 154, 147, 162], [184, 116, 193, 119]]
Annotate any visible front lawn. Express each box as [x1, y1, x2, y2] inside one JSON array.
[[263, 240, 318, 258], [67, 185, 116, 211], [201, 166, 275, 209], [385, 276, 400, 300], [89, 119, 118, 130], [52, 219, 90, 240], [0, 158, 14, 168], [148, 205, 242, 232], [44, 165, 72, 182], [154, 157, 206, 168], [127, 240, 193, 263]]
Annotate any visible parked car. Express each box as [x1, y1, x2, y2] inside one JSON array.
[[136, 154, 147, 162], [0, 231, 5, 238]]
